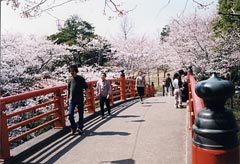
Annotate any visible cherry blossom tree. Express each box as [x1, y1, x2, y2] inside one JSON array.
[[1, 32, 118, 96], [2, 0, 214, 18], [212, 28, 240, 81], [1, 33, 72, 96], [111, 12, 239, 80], [161, 14, 214, 76], [160, 13, 239, 78], [2, 0, 129, 18], [119, 16, 134, 40], [111, 35, 168, 78]]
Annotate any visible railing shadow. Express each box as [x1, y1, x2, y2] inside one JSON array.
[[130, 120, 145, 123], [4, 100, 138, 164], [143, 101, 166, 104], [84, 130, 130, 136], [112, 115, 140, 118], [100, 158, 135, 164]]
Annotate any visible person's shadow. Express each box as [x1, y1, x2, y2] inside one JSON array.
[[5, 100, 138, 164]]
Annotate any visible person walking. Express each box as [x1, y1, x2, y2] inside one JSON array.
[[67, 64, 88, 135], [162, 78, 166, 96], [164, 73, 173, 96], [181, 71, 189, 103], [96, 72, 112, 118], [135, 71, 146, 104], [173, 72, 183, 108]]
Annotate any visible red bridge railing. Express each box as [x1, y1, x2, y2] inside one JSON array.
[[187, 71, 239, 164], [187, 72, 205, 129], [0, 77, 156, 160]]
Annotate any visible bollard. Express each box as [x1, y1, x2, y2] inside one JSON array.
[[192, 73, 239, 164]]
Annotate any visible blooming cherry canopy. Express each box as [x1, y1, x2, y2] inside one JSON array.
[[1, 33, 71, 96], [111, 13, 239, 78]]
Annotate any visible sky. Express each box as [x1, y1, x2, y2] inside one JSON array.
[[1, 0, 218, 39]]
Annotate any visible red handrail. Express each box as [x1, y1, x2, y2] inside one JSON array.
[[187, 72, 205, 129], [188, 73, 239, 164], [0, 85, 67, 104], [187, 72, 205, 164], [0, 77, 155, 160], [0, 86, 66, 160]]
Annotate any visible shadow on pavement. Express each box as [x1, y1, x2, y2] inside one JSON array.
[[143, 101, 166, 104], [100, 158, 135, 164], [84, 130, 131, 136], [112, 115, 140, 118], [130, 119, 145, 123], [4, 100, 138, 164]]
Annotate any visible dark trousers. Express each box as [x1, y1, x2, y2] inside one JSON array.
[[162, 85, 165, 96], [165, 86, 172, 96], [100, 96, 111, 116], [137, 87, 145, 101], [68, 101, 84, 130]]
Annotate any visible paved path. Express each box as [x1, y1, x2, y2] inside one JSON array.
[[7, 96, 188, 164]]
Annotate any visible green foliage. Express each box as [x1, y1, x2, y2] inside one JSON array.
[[225, 88, 240, 138], [213, 0, 240, 34], [67, 36, 113, 67], [48, 15, 95, 46], [160, 25, 170, 42], [230, 66, 240, 85], [48, 15, 114, 67]]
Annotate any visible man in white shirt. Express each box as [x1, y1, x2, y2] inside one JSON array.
[[173, 73, 182, 108]]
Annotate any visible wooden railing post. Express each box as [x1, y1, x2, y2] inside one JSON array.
[[187, 73, 194, 130], [53, 89, 66, 128], [145, 85, 150, 97], [151, 85, 155, 97], [130, 80, 135, 98], [109, 80, 114, 105], [188, 97, 194, 130], [148, 85, 151, 97], [119, 77, 126, 101], [188, 71, 203, 130], [0, 103, 10, 160], [192, 73, 239, 164], [125, 80, 129, 98], [86, 82, 95, 113]]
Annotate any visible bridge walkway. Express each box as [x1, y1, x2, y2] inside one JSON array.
[[6, 95, 189, 164]]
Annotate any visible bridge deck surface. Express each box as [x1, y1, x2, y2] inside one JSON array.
[[7, 95, 189, 164]]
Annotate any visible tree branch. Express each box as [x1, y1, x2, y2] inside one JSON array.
[[4, 0, 134, 18], [192, 0, 214, 8], [103, 0, 136, 17], [218, 12, 240, 17]]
